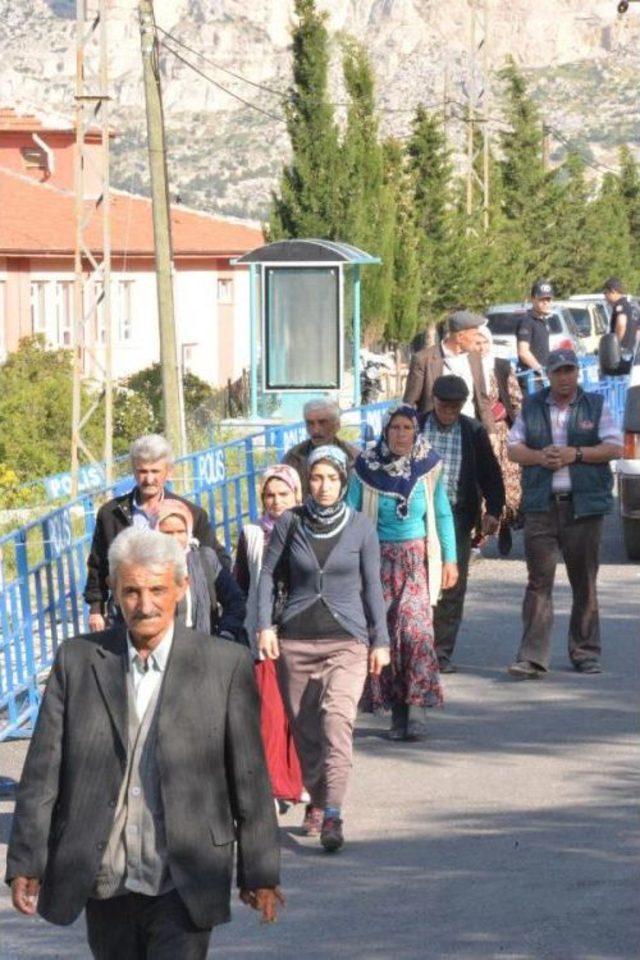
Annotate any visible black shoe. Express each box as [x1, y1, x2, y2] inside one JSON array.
[[388, 704, 408, 740], [574, 660, 602, 674], [498, 523, 513, 557], [320, 817, 344, 853], [438, 659, 458, 674]]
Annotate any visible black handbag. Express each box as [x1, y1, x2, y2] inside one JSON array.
[[272, 514, 299, 626]]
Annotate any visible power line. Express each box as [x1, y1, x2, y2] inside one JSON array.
[[159, 40, 287, 124], [156, 25, 288, 98]]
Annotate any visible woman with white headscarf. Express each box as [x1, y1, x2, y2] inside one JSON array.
[[477, 324, 522, 554]]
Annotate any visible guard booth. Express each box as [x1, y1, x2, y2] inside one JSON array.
[[233, 239, 380, 419]]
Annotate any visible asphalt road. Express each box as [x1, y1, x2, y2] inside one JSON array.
[[0, 509, 638, 960]]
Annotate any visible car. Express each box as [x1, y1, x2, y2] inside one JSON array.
[[554, 299, 609, 355], [599, 334, 640, 560], [484, 303, 587, 362]]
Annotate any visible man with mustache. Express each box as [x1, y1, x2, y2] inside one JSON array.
[[282, 399, 358, 498], [84, 434, 230, 632], [7, 527, 281, 957]]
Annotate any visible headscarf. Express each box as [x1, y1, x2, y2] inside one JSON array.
[[154, 499, 211, 632], [303, 444, 351, 538], [259, 464, 302, 534], [354, 403, 441, 518], [154, 498, 195, 547]]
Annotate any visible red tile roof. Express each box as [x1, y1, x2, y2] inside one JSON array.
[[0, 166, 263, 257]]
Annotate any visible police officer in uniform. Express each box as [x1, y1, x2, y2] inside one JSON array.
[[603, 276, 639, 375], [516, 279, 555, 382]]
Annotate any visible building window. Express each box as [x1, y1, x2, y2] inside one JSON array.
[[117, 280, 134, 342], [182, 342, 197, 373], [21, 146, 47, 171], [30, 281, 48, 336], [217, 278, 233, 303], [55, 282, 73, 346]]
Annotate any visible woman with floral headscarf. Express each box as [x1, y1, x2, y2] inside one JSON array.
[[347, 404, 458, 741], [234, 464, 304, 808], [257, 445, 390, 854]]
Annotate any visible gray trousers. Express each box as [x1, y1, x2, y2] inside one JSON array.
[[517, 502, 603, 670], [86, 890, 211, 960], [277, 637, 368, 809], [433, 523, 472, 665]]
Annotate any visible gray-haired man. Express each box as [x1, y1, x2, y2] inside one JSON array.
[[8, 527, 282, 958], [84, 434, 230, 631], [282, 399, 358, 497]]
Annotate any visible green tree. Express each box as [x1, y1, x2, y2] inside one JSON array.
[[543, 153, 591, 295], [497, 58, 547, 222], [268, 0, 341, 239], [339, 39, 395, 336], [0, 337, 103, 483], [617, 145, 640, 271], [383, 139, 422, 345], [584, 172, 637, 292]]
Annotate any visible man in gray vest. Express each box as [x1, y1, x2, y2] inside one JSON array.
[[506, 350, 622, 679], [7, 527, 281, 958]]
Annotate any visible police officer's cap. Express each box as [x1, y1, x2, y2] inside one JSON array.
[[447, 310, 485, 333], [546, 349, 579, 374], [531, 279, 554, 299], [603, 276, 624, 293], [432, 375, 470, 401]]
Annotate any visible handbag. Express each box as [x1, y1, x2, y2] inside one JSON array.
[[272, 514, 299, 626]]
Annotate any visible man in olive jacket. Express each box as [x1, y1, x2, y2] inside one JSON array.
[[7, 528, 281, 958]]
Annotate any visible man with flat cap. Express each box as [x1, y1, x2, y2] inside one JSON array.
[[507, 349, 622, 679], [516, 279, 555, 380], [404, 310, 495, 433], [423, 375, 505, 673]]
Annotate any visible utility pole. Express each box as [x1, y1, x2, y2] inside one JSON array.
[[138, 0, 187, 470], [71, 0, 113, 497], [464, 0, 491, 230]]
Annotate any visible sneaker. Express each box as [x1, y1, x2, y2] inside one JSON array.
[[320, 816, 344, 853], [508, 660, 543, 680], [301, 804, 324, 836], [574, 660, 602, 674]]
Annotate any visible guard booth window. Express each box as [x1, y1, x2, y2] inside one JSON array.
[[264, 267, 340, 390]]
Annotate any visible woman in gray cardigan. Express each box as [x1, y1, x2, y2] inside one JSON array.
[[258, 445, 390, 854]]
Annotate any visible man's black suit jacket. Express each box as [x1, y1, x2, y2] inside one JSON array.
[[6, 626, 279, 929], [83, 490, 230, 609]]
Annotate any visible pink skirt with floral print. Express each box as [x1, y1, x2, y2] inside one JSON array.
[[362, 538, 443, 712]]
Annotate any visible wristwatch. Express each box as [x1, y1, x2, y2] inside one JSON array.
[[574, 447, 584, 464]]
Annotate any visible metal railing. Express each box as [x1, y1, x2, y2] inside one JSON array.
[[0, 402, 393, 740]]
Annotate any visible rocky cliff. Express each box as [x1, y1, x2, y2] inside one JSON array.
[[1, 0, 639, 219]]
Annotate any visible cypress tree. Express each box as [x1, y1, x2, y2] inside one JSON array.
[[269, 0, 341, 239], [339, 39, 395, 337], [584, 173, 637, 291], [383, 139, 422, 346], [618, 146, 640, 271]]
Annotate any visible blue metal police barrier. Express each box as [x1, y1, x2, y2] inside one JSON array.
[[0, 402, 393, 741]]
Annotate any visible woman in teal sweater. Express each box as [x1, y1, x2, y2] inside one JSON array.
[[347, 404, 458, 740]]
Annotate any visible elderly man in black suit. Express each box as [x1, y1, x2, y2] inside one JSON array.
[[84, 433, 230, 632], [7, 527, 281, 959]]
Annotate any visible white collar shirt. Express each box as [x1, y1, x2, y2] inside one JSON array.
[[127, 625, 174, 721], [441, 343, 476, 418]]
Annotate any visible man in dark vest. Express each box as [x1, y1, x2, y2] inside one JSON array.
[[506, 349, 622, 679]]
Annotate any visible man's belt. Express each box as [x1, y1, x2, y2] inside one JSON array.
[[550, 492, 572, 502]]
